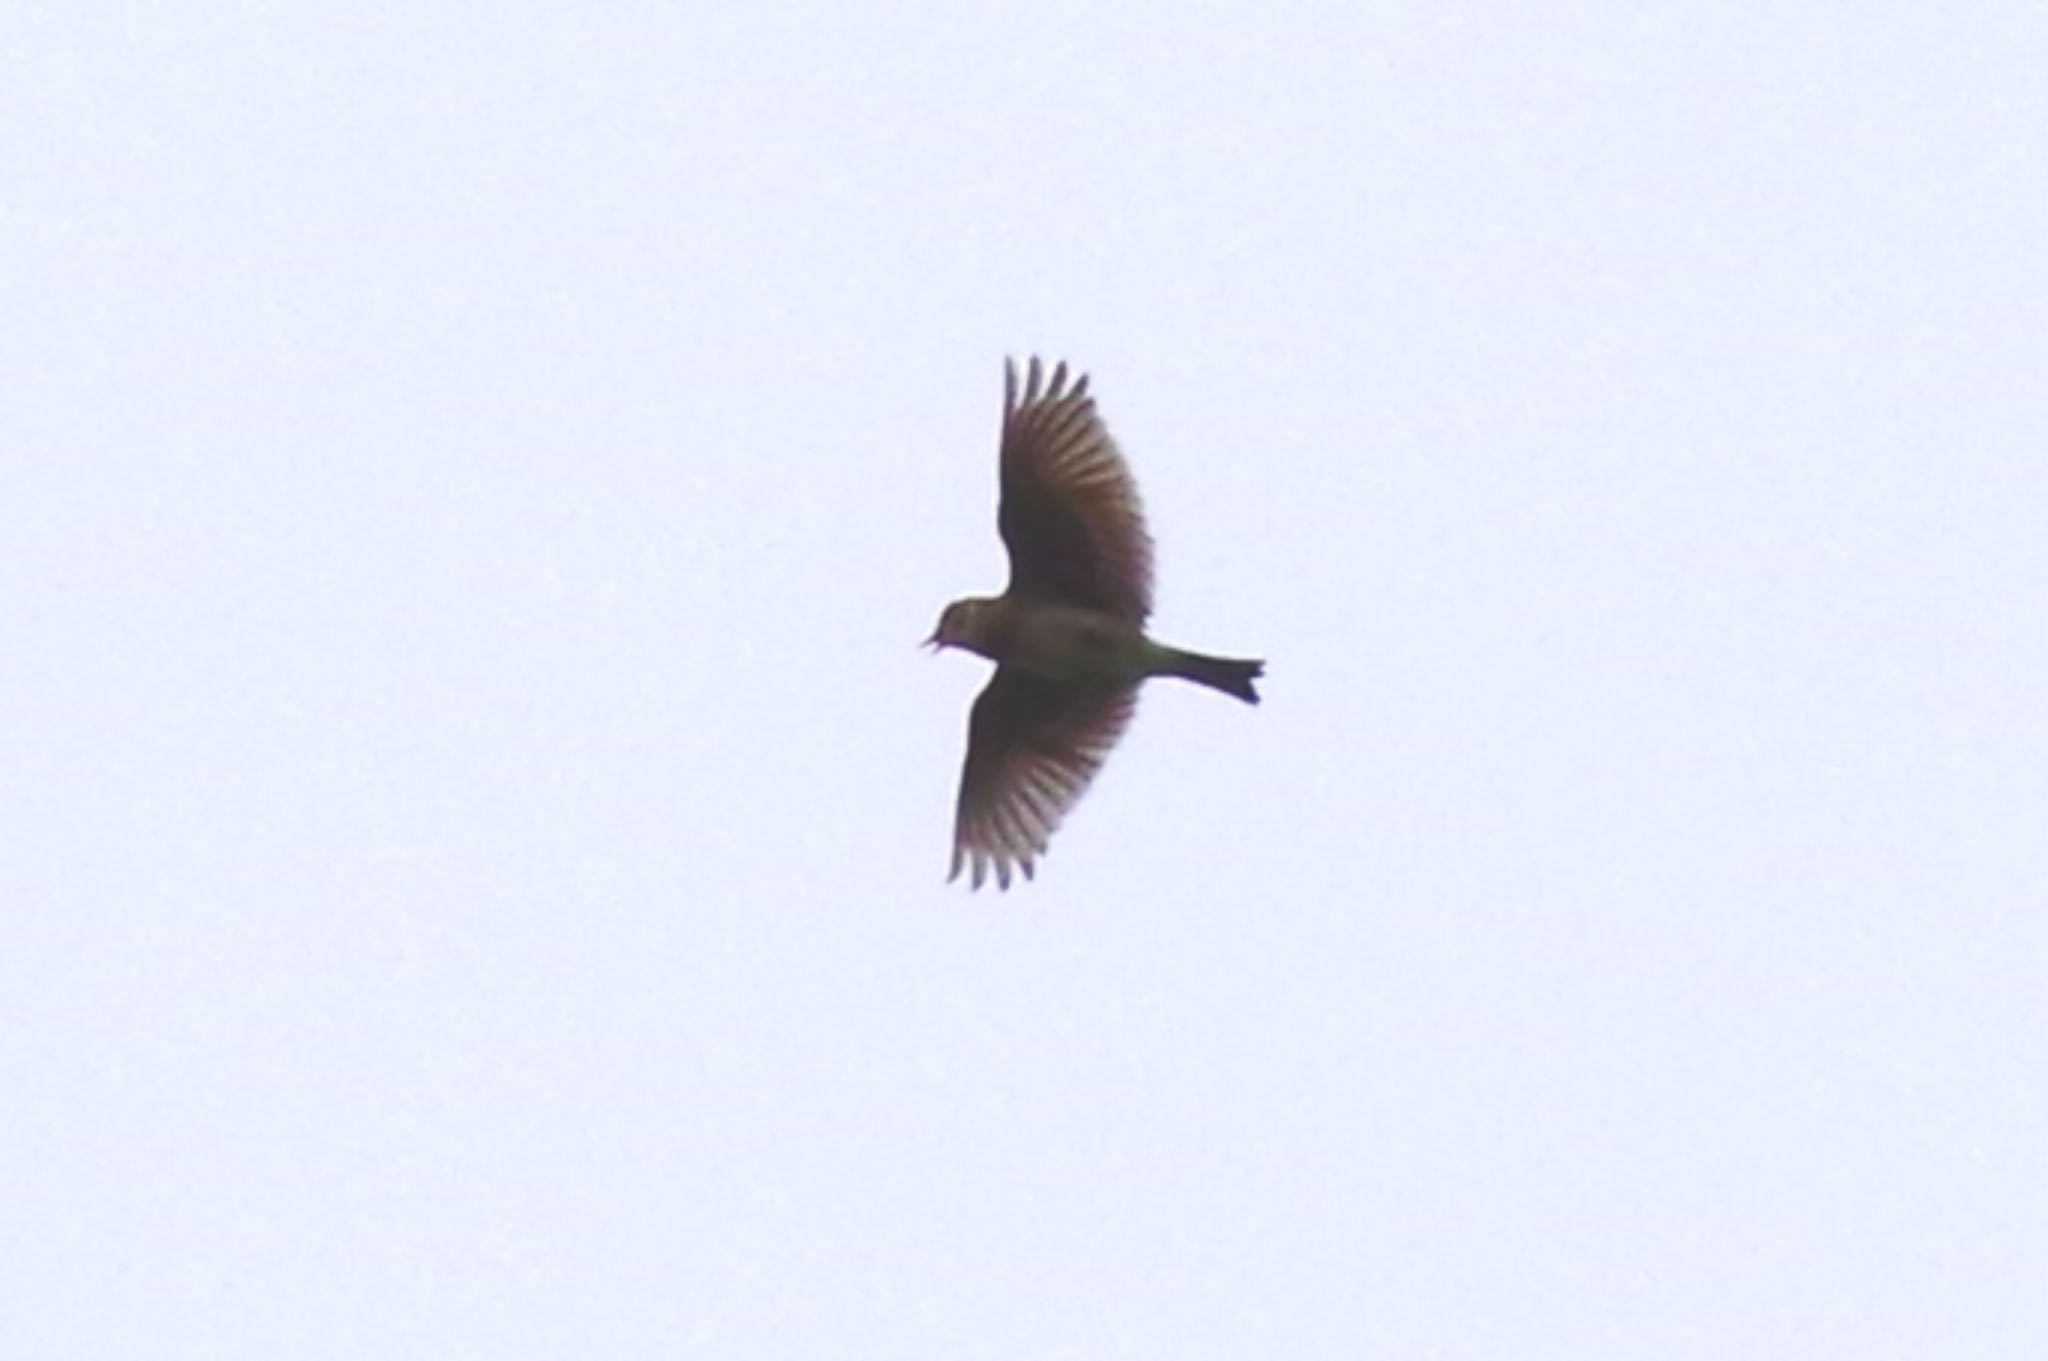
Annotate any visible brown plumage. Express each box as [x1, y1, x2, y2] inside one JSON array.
[[952, 670, 1137, 889], [928, 358, 1264, 890], [997, 358, 1154, 625]]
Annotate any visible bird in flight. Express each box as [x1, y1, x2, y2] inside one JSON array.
[[928, 357, 1263, 889]]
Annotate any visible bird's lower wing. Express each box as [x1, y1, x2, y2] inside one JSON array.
[[951, 668, 1137, 890]]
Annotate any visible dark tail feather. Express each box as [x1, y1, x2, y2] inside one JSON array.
[[1164, 649, 1264, 705]]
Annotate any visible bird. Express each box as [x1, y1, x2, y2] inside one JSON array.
[[927, 357, 1263, 889]]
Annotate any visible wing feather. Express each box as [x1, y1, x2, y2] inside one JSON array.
[[950, 668, 1138, 890], [998, 357, 1154, 623]]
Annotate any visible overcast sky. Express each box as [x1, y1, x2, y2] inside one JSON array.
[[5, 4, 2045, 1357]]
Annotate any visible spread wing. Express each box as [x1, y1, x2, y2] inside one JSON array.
[[951, 667, 1138, 890], [998, 357, 1153, 623]]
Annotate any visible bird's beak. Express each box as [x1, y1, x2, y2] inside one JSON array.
[[922, 630, 941, 652]]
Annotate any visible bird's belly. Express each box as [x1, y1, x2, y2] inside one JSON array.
[[1005, 607, 1146, 685]]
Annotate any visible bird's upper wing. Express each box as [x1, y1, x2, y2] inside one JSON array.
[[951, 667, 1138, 890], [998, 357, 1154, 624]]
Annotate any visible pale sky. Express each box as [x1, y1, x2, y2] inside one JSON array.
[[5, 4, 2045, 1357]]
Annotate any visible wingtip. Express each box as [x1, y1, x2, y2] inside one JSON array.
[[949, 848, 1041, 891], [1004, 354, 1101, 419]]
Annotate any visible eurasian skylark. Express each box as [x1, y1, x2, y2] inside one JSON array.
[[928, 357, 1263, 889]]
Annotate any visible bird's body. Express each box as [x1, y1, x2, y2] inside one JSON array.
[[934, 596, 1142, 682], [929, 358, 1263, 889], [937, 593, 1261, 698]]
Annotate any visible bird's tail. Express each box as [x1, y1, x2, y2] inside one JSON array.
[[1158, 648, 1264, 705]]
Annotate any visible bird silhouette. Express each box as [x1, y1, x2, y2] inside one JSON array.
[[928, 358, 1263, 889]]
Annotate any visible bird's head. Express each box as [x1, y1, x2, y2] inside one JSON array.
[[925, 597, 1000, 657]]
